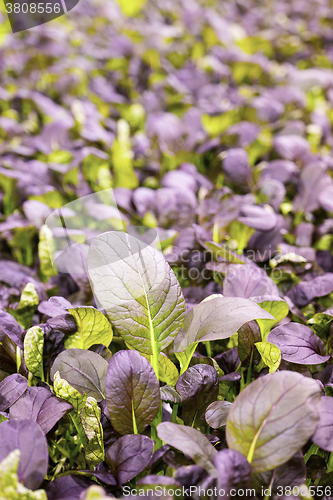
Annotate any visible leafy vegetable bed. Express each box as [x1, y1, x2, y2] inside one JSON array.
[[1, 0, 333, 498]]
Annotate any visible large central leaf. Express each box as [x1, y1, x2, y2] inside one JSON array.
[[87, 231, 186, 356], [226, 371, 322, 473]]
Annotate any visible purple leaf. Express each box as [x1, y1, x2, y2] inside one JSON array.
[[287, 273, 333, 307], [237, 320, 262, 367], [36, 395, 73, 434], [0, 311, 24, 349], [214, 449, 251, 495], [238, 205, 277, 232], [50, 349, 108, 401], [105, 434, 154, 485], [260, 160, 298, 184], [219, 372, 241, 382], [205, 401, 233, 429], [138, 475, 181, 486], [314, 365, 333, 386], [161, 170, 197, 193], [176, 364, 218, 427], [105, 350, 160, 435], [0, 373, 28, 411], [0, 419, 48, 489], [274, 135, 310, 161], [254, 452, 306, 492], [9, 386, 52, 421], [215, 348, 240, 373], [293, 162, 330, 213], [174, 465, 208, 488], [157, 422, 217, 475], [223, 264, 279, 298], [46, 314, 77, 334], [268, 323, 330, 365], [312, 397, 333, 452], [45, 475, 95, 500], [222, 149, 251, 187]]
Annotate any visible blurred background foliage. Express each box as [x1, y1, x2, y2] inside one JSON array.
[[0, 0, 333, 266]]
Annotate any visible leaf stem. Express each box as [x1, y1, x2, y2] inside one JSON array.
[[151, 403, 163, 450], [246, 351, 253, 386], [16, 346, 21, 373], [132, 400, 138, 434], [304, 443, 318, 463], [240, 368, 246, 392], [151, 350, 159, 381], [171, 404, 178, 423], [70, 413, 87, 447], [205, 341, 212, 357], [328, 452, 333, 472]]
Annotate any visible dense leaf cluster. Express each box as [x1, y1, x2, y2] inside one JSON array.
[[1, 0, 333, 498]]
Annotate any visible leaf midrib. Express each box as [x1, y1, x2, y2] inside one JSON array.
[[247, 379, 300, 463]]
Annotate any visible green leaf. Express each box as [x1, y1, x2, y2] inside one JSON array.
[[175, 344, 198, 375], [159, 355, 179, 385], [47, 150, 73, 164], [254, 296, 289, 341], [38, 225, 57, 282], [232, 61, 263, 85], [255, 342, 281, 373], [80, 397, 104, 470], [8, 226, 36, 267], [226, 371, 322, 473], [111, 120, 138, 188], [9, 283, 39, 329], [65, 308, 113, 350], [29, 190, 65, 208], [23, 326, 44, 379], [174, 296, 273, 353], [53, 371, 87, 413], [236, 36, 274, 57], [116, 0, 146, 16], [88, 231, 186, 373], [308, 312, 333, 341], [229, 221, 255, 254], [202, 110, 239, 137], [0, 449, 47, 500], [246, 129, 272, 166], [80, 486, 109, 500], [82, 154, 112, 192], [126, 344, 179, 384], [204, 241, 246, 264], [0, 170, 17, 215]]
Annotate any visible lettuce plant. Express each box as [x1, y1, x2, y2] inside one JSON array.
[[0, 229, 332, 499], [2, 0, 333, 496]]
